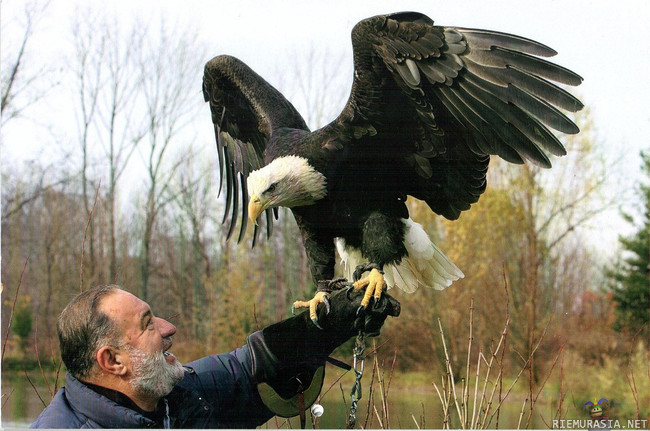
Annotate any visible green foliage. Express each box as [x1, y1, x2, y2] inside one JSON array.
[[608, 151, 650, 335], [12, 298, 33, 352]]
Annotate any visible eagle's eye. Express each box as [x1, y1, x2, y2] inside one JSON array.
[[264, 182, 278, 195]]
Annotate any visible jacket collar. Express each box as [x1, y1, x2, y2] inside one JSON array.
[[64, 374, 155, 428], [65, 369, 211, 429]]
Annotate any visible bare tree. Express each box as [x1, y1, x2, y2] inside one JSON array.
[[1, 161, 69, 224], [74, 13, 146, 282], [168, 148, 219, 337], [136, 19, 206, 303], [482, 106, 616, 383], [275, 45, 350, 130], [1, 0, 54, 125], [1, 1, 75, 279], [70, 12, 107, 281]]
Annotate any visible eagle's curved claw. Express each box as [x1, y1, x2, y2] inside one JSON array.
[[322, 294, 331, 315], [292, 291, 331, 329], [352, 268, 386, 309], [311, 317, 323, 330]]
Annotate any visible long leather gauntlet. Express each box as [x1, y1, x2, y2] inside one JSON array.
[[247, 285, 400, 416]]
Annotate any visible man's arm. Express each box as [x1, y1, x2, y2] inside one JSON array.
[[182, 284, 399, 426], [249, 285, 399, 418], [181, 345, 275, 428]]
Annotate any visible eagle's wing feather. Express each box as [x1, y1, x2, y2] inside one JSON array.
[[203, 55, 309, 243], [331, 12, 583, 220]]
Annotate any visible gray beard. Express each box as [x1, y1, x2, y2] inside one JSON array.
[[127, 346, 185, 399]]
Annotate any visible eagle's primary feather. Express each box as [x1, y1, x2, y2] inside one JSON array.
[[202, 12, 582, 295]]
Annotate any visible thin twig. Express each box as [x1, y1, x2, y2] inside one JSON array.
[[554, 351, 566, 422], [527, 335, 534, 425], [433, 380, 449, 429], [525, 343, 566, 428], [481, 367, 502, 428], [320, 368, 351, 400], [339, 382, 349, 417], [475, 272, 512, 428], [373, 404, 384, 429], [363, 351, 378, 429], [80, 180, 101, 292], [540, 413, 552, 429], [364, 337, 392, 356], [464, 297, 474, 428], [252, 303, 260, 331], [484, 317, 552, 428], [517, 398, 528, 429], [24, 369, 46, 408], [1, 388, 15, 409], [625, 326, 644, 420], [420, 401, 426, 429], [496, 264, 510, 429], [470, 349, 482, 428], [165, 312, 181, 321], [437, 318, 464, 426], [53, 360, 63, 394], [374, 347, 389, 428], [385, 349, 397, 399], [477, 316, 510, 428], [411, 413, 421, 429], [34, 315, 53, 398], [2, 257, 29, 360]]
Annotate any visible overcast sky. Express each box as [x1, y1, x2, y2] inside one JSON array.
[[3, 0, 649, 249]]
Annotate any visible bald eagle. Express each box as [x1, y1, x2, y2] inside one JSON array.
[[203, 12, 582, 315]]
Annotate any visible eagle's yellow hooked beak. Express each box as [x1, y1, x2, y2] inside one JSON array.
[[248, 195, 277, 226], [248, 197, 264, 226]]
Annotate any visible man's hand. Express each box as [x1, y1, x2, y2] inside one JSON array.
[[308, 279, 401, 338], [247, 279, 400, 417]]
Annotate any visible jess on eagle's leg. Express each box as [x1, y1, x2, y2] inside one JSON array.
[[293, 211, 403, 325]]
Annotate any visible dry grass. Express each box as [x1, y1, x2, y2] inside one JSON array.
[[326, 274, 573, 430]]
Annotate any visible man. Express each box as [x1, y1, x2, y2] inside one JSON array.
[[31, 281, 399, 428]]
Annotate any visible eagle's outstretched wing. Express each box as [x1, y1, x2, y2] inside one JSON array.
[[203, 55, 309, 242], [329, 12, 583, 219]]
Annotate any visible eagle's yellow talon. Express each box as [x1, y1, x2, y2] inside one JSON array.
[[292, 291, 330, 327], [353, 268, 386, 309]]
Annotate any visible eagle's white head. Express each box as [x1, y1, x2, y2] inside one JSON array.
[[247, 155, 327, 223]]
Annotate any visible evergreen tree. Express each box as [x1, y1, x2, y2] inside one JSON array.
[[608, 152, 650, 335]]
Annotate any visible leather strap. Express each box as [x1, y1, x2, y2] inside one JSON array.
[[298, 391, 306, 428]]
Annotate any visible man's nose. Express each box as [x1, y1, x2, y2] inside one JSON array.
[[156, 317, 177, 338]]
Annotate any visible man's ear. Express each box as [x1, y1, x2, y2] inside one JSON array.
[[96, 346, 128, 376]]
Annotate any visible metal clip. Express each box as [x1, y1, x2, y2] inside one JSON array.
[[347, 331, 366, 428]]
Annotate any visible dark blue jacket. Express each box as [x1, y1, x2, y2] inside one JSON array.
[[31, 345, 274, 428]]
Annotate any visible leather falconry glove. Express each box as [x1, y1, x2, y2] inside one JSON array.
[[247, 280, 400, 417]]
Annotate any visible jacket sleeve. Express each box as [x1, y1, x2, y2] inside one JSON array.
[[182, 345, 275, 428]]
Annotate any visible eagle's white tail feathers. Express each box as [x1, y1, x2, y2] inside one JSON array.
[[335, 219, 464, 293]]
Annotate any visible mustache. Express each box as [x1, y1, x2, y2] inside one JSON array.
[[162, 336, 173, 352]]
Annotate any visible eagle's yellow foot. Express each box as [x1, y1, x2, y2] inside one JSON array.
[[292, 291, 330, 329], [352, 268, 386, 309]]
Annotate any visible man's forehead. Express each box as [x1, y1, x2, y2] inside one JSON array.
[[100, 289, 150, 324]]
